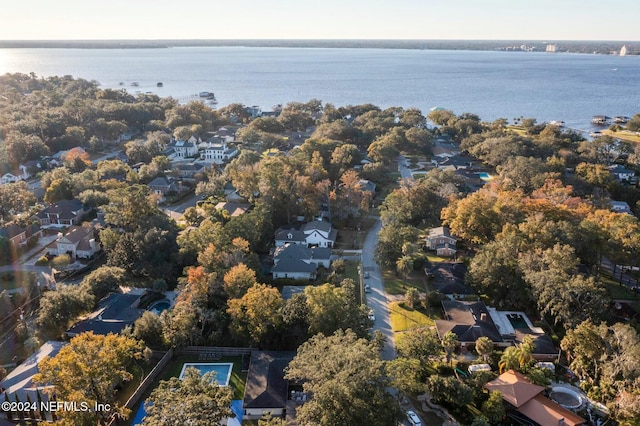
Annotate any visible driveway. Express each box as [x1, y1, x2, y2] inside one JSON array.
[[362, 217, 396, 360]]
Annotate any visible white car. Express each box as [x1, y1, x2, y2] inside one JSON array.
[[368, 310, 375, 322], [364, 284, 371, 293], [406, 410, 422, 426]]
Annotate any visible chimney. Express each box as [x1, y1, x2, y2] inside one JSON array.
[[480, 313, 488, 322], [89, 239, 95, 249]]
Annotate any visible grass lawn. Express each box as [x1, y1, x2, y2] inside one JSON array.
[[335, 228, 367, 249], [115, 360, 155, 406], [389, 301, 435, 332], [600, 273, 640, 300], [163, 354, 247, 400], [382, 269, 424, 295], [342, 260, 360, 282], [426, 253, 449, 263], [602, 129, 640, 144], [0, 271, 35, 292]]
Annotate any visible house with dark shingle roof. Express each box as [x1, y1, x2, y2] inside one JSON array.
[[435, 300, 507, 350], [147, 176, 178, 195], [66, 293, 145, 337], [242, 351, 295, 420], [35, 199, 90, 226], [271, 244, 331, 280]]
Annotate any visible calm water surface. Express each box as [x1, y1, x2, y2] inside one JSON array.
[[1, 46, 638, 129]]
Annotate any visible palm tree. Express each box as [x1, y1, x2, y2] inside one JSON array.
[[442, 331, 458, 366], [475, 336, 494, 363], [498, 346, 520, 373]]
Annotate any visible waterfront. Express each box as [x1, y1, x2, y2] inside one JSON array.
[[1, 46, 638, 129]]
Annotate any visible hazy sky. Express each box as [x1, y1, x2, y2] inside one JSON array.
[[2, 0, 639, 41]]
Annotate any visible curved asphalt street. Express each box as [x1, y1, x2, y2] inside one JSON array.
[[362, 217, 397, 360]]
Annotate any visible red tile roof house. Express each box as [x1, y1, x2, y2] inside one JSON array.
[[486, 370, 586, 426]]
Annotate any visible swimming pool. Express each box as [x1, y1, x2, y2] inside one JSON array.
[[179, 362, 233, 386], [148, 300, 170, 315], [478, 172, 492, 181]]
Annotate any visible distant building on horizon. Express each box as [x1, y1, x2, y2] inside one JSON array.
[[545, 44, 557, 53], [620, 45, 628, 56]]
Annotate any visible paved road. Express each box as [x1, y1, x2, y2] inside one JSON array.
[[601, 256, 639, 288], [162, 192, 204, 216], [362, 217, 397, 360], [397, 155, 414, 181]]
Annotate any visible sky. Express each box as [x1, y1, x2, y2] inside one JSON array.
[[1, 0, 639, 41]]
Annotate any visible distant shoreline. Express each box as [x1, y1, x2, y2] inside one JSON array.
[[0, 39, 638, 55]]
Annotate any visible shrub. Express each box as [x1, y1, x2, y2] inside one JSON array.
[[35, 256, 49, 266]]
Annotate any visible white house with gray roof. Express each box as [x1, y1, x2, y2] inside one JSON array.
[[274, 221, 337, 248]]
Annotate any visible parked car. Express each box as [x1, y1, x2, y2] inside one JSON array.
[[364, 284, 371, 293], [368, 310, 375, 322], [364, 271, 370, 278], [406, 410, 422, 426]]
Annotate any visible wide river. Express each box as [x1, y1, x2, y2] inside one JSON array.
[[1, 46, 638, 130]]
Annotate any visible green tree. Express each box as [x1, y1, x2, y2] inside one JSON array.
[[395, 327, 442, 363], [80, 266, 126, 300], [284, 330, 403, 426], [34, 332, 143, 425], [142, 367, 233, 426], [132, 311, 165, 349], [44, 178, 74, 203], [37, 284, 94, 338], [386, 357, 425, 396], [481, 391, 505, 424], [227, 283, 284, 346], [304, 283, 370, 338]]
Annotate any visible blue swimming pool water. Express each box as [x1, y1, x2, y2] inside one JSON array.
[[148, 300, 170, 315], [179, 363, 233, 386]]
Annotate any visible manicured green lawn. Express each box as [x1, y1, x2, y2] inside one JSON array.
[[343, 260, 360, 282], [115, 361, 153, 406], [426, 254, 449, 263], [602, 129, 640, 144], [382, 269, 424, 295], [389, 301, 435, 332]]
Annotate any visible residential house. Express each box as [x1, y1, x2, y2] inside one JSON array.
[[0, 223, 27, 247], [200, 140, 239, 164], [274, 221, 337, 248], [167, 138, 199, 159], [245, 105, 263, 119], [215, 126, 236, 143], [173, 162, 208, 181], [271, 244, 331, 280], [433, 154, 474, 171], [215, 202, 252, 217], [148, 176, 178, 196], [242, 351, 296, 420], [426, 263, 473, 298], [66, 292, 145, 337], [48, 225, 101, 259], [486, 371, 585, 426], [608, 164, 635, 182], [486, 308, 560, 361], [611, 200, 633, 214], [426, 226, 457, 257], [0, 340, 67, 420], [358, 179, 377, 193], [0, 165, 30, 184], [435, 300, 507, 351], [35, 199, 90, 226]]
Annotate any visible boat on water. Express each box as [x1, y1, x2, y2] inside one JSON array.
[[199, 91, 216, 99], [549, 120, 565, 127], [590, 131, 602, 138], [131, 82, 139, 87], [614, 116, 631, 124], [156, 82, 163, 87]]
